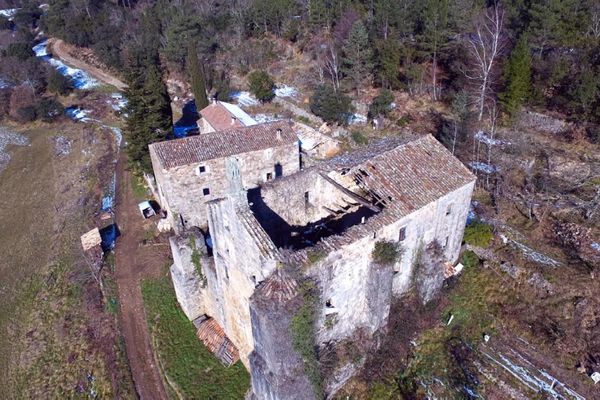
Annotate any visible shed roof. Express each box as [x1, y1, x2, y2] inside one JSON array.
[[150, 120, 298, 170], [196, 318, 240, 366], [81, 228, 102, 251], [200, 101, 256, 130]]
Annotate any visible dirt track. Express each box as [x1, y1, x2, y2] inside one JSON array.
[[114, 153, 170, 400], [49, 38, 128, 90]]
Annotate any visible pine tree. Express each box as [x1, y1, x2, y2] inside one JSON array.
[[500, 35, 532, 120], [342, 20, 373, 95], [187, 43, 209, 110], [124, 45, 173, 173], [420, 0, 451, 101], [376, 39, 401, 89]]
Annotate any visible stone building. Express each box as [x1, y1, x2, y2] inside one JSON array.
[[149, 120, 300, 231], [163, 132, 476, 399], [198, 100, 257, 133]]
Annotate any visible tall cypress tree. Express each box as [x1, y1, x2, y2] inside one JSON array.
[[500, 35, 532, 121], [187, 43, 209, 110]]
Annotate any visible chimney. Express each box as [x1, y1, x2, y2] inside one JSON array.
[[231, 116, 237, 125], [276, 128, 282, 140]]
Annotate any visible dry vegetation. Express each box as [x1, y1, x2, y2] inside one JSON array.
[[0, 120, 134, 398]]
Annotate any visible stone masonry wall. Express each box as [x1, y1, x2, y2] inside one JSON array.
[[151, 141, 299, 230], [168, 178, 474, 397], [259, 169, 359, 227], [249, 287, 315, 400], [205, 198, 279, 366]]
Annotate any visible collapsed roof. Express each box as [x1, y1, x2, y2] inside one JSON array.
[[249, 134, 476, 256]]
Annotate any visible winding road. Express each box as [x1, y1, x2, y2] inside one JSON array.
[[48, 38, 128, 90]]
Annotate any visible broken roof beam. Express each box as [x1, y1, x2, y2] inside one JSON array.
[[319, 172, 381, 213]]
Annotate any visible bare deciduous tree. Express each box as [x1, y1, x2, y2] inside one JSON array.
[[463, 4, 506, 122], [588, 4, 600, 39]]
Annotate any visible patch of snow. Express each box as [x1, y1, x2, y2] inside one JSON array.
[[469, 162, 498, 174], [475, 130, 511, 146], [65, 106, 90, 121], [0, 78, 12, 89], [230, 91, 259, 107], [33, 40, 99, 89], [0, 8, 19, 19], [482, 349, 585, 400], [591, 242, 600, 253], [274, 84, 298, 98], [109, 127, 122, 148], [510, 240, 561, 267], [0, 127, 29, 173], [107, 92, 128, 112], [221, 101, 257, 126], [467, 202, 478, 225], [252, 113, 281, 124], [348, 113, 367, 125], [299, 137, 318, 151], [52, 136, 71, 156]]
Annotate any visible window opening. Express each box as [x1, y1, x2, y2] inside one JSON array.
[[399, 227, 406, 242]]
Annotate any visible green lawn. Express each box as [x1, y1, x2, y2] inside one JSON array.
[[142, 276, 250, 399]]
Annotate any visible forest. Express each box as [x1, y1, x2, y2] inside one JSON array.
[[1, 0, 599, 169]]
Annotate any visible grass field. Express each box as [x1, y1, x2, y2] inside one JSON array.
[[0, 122, 134, 398], [142, 275, 251, 399]]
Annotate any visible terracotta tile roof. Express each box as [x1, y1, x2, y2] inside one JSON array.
[[323, 134, 476, 217], [150, 120, 298, 169], [196, 318, 240, 366], [266, 134, 476, 263], [200, 101, 244, 131]]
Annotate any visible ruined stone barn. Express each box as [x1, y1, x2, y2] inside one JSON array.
[[148, 120, 300, 231], [160, 132, 476, 399]]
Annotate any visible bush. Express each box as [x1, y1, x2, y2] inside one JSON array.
[[247, 70, 275, 102], [372, 240, 401, 265], [306, 248, 326, 264], [351, 131, 368, 145], [309, 85, 352, 124], [459, 250, 480, 269], [47, 70, 73, 96], [463, 221, 493, 248], [36, 98, 64, 122], [16, 105, 37, 122], [290, 280, 323, 398], [396, 114, 412, 127], [368, 89, 394, 119], [4, 42, 35, 61], [0, 15, 11, 30]]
